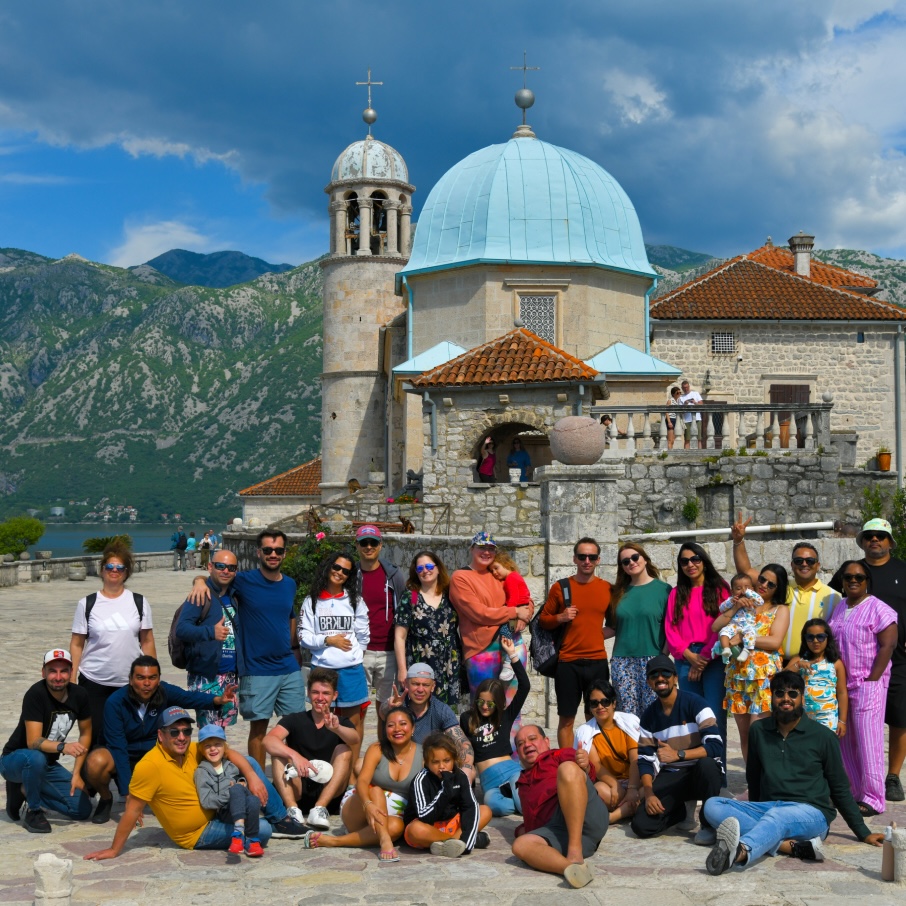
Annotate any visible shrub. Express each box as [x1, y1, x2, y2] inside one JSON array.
[[281, 528, 352, 608], [0, 516, 44, 556], [681, 497, 700, 524], [860, 485, 888, 525], [83, 534, 132, 553]]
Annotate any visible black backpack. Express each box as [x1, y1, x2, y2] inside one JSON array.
[[528, 578, 570, 677], [85, 592, 144, 639], [168, 599, 211, 669], [175, 532, 188, 551]]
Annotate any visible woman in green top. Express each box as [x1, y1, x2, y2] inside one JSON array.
[[607, 542, 671, 717]]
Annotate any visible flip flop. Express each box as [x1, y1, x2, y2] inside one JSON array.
[[857, 802, 881, 817], [307, 760, 334, 784], [564, 862, 594, 889], [378, 849, 400, 863], [302, 831, 322, 849]]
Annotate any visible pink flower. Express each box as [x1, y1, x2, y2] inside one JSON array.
[[386, 497, 395, 503], [315, 532, 325, 541]]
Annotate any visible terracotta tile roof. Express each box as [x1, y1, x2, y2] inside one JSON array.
[[411, 328, 599, 388], [239, 457, 321, 497], [747, 244, 877, 290], [650, 257, 906, 322]]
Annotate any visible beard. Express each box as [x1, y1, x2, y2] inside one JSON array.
[[773, 702, 804, 724], [654, 685, 674, 699]]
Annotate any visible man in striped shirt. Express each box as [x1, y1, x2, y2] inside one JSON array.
[[631, 655, 724, 842]]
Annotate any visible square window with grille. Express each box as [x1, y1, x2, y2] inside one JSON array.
[[711, 332, 736, 355], [519, 295, 556, 344]]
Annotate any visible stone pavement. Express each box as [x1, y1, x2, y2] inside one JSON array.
[[0, 569, 904, 905]]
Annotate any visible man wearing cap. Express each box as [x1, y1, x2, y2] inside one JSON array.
[[631, 655, 724, 841], [85, 705, 298, 860], [537, 537, 611, 748], [703, 671, 884, 874], [1, 649, 92, 833], [354, 525, 406, 723], [82, 655, 237, 824], [830, 518, 906, 801], [382, 663, 475, 783]]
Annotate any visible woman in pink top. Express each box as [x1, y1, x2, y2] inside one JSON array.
[[827, 560, 897, 817], [665, 543, 730, 760]]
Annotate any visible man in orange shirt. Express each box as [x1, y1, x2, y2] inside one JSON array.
[[538, 538, 612, 748]]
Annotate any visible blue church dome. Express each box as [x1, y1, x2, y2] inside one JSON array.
[[400, 133, 654, 277]]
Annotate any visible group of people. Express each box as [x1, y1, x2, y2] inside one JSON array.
[[170, 527, 220, 571], [2, 515, 902, 888]]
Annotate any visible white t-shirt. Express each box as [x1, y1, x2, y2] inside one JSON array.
[[679, 389, 703, 422], [71, 590, 153, 687]]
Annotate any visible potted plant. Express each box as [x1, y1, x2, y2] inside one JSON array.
[[878, 446, 892, 472]]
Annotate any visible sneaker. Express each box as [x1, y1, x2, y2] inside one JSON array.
[[789, 837, 824, 862], [245, 839, 264, 857], [693, 826, 716, 846], [270, 815, 306, 838], [706, 817, 740, 876], [677, 800, 697, 831], [23, 808, 51, 834], [283, 763, 299, 782], [91, 797, 113, 825], [5, 780, 25, 822], [430, 838, 467, 858], [228, 832, 244, 854], [887, 773, 905, 802], [286, 806, 305, 825], [499, 662, 515, 682], [474, 830, 490, 849], [306, 806, 331, 830]]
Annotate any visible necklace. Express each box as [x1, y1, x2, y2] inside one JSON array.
[[394, 742, 414, 764]]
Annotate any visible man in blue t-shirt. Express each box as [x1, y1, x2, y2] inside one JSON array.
[[190, 530, 306, 770]]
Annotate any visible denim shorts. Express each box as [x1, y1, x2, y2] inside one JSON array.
[[335, 663, 370, 708], [239, 671, 306, 721]]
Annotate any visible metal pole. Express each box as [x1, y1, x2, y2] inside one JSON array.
[[619, 520, 835, 542]]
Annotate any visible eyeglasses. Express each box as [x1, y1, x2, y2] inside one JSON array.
[[757, 576, 777, 589], [862, 532, 889, 542], [588, 697, 614, 709], [620, 553, 642, 567], [416, 564, 436, 574], [103, 564, 126, 573], [806, 633, 828, 642], [679, 555, 702, 566], [331, 564, 352, 576], [477, 699, 496, 709], [792, 557, 818, 567], [773, 689, 801, 700], [260, 546, 286, 556], [576, 554, 600, 562], [649, 670, 674, 680], [211, 562, 238, 572], [357, 539, 381, 549], [842, 573, 868, 583], [166, 727, 193, 738], [475, 545, 496, 552]]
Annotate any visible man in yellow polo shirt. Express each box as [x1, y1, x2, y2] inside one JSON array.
[[85, 706, 302, 859], [731, 517, 840, 661]]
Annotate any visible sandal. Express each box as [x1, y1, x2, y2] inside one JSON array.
[[857, 802, 881, 817], [378, 849, 400, 862], [302, 831, 322, 848]]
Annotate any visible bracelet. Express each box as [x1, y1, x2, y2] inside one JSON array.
[[733, 541, 745, 547], [627, 785, 639, 791]]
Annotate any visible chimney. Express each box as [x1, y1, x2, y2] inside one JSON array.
[[788, 231, 815, 278]]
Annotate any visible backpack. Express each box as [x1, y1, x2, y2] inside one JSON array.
[[175, 532, 188, 551], [528, 578, 570, 677], [168, 598, 212, 669], [85, 592, 144, 640]]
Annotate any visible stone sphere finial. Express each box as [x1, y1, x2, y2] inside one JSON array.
[[363, 107, 377, 126], [822, 391, 834, 403], [550, 416, 606, 465]]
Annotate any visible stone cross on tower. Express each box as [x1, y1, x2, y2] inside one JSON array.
[[356, 67, 383, 135]]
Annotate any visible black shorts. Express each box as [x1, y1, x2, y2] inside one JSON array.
[[297, 777, 343, 814], [554, 658, 610, 718], [886, 664, 906, 728], [532, 776, 608, 857]]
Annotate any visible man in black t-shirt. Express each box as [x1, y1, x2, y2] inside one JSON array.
[[263, 667, 357, 830], [0, 649, 92, 833]]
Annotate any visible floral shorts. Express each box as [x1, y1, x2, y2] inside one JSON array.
[[187, 671, 239, 727]]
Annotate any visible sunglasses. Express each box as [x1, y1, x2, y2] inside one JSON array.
[[260, 546, 286, 556], [792, 557, 818, 567], [773, 689, 801, 699], [649, 670, 674, 680], [103, 564, 126, 573], [757, 576, 777, 589], [166, 727, 193, 738], [357, 539, 381, 549], [576, 554, 600, 562], [588, 697, 615, 709], [331, 564, 352, 576], [806, 633, 828, 642], [843, 573, 868, 583], [211, 562, 238, 572], [620, 553, 642, 567], [862, 532, 889, 542], [477, 699, 496, 709], [679, 555, 702, 566], [416, 564, 436, 574]]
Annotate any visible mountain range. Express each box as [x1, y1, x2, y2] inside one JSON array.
[[0, 244, 903, 522]]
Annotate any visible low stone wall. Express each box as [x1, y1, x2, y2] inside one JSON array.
[[0, 552, 175, 586]]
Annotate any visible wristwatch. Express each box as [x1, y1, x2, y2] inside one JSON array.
[[56, 742, 65, 753], [677, 749, 686, 762]]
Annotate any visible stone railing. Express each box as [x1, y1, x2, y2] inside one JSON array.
[[591, 401, 833, 453]]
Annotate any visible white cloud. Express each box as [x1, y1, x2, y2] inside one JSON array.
[[601, 70, 670, 126], [117, 134, 240, 168], [0, 171, 75, 185], [106, 220, 218, 268]]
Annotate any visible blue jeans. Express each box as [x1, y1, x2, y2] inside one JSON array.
[[703, 797, 828, 864], [479, 759, 523, 817], [675, 653, 727, 766], [0, 750, 91, 819], [194, 757, 283, 850]]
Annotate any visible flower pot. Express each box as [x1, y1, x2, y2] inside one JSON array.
[[68, 564, 87, 582], [878, 451, 892, 472]]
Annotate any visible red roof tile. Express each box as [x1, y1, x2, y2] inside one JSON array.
[[747, 244, 877, 289], [239, 457, 321, 497], [411, 328, 599, 388], [650, 257, 905, 322]]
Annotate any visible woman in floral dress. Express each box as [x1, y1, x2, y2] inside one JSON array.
[[393, 551, 461, 708]]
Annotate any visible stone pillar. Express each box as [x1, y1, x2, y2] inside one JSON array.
[[356, 198, 373, 256], [399, 204, 412, 257], [384, 202, 399, 256], [34, 853, 72, 905], [329, 200, 345, 257]]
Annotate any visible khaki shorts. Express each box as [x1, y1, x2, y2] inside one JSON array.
[[362, 649, 396, 703]]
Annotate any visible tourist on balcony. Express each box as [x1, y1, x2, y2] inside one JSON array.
[[506, 437, 532, 481], [678, 380, 703, 449], [666, 386, 681, 448], [476, 437, 497, 483], [608, 543, 670, 718]]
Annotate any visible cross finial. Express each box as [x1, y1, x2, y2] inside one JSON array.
[[356, 68, 383, 135], [510, 51, 539, 128], [510, 51, 540, 89]]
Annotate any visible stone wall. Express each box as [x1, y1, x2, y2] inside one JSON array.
[[241, 496, 318, 525]]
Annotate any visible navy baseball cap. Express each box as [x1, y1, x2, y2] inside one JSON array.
[[159, 706, 195, 728]]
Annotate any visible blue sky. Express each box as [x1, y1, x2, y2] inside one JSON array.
[[0, 1, 904, 267]]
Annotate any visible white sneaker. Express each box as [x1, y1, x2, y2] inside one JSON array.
[[430, 838, 467, 858], [286, 806, 305, 825], [499, 662, 515, 682], [306, 806, 331, 830]]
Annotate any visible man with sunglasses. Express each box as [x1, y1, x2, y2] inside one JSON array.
[[732, 516, 841, 661], [176, 549, 241, 729], [703, 672, 883, 874], [537, 537, 613, 748], [189, 530, 306, 774], [829, 518, 906, 802]]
